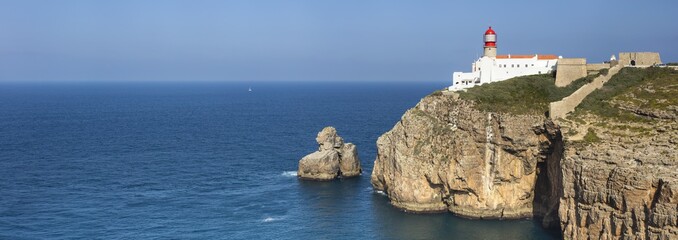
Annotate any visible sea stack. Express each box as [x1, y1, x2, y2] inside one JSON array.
[[298, 127, 361, 180]]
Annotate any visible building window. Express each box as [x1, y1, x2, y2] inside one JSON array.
[[531, 64, 534, 66], [511, 64, 514, 67], [504, 64, 507, 67], [525, 64, 528, 67]]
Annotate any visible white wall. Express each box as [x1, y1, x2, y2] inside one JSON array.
[[450, 56, 557, 91]]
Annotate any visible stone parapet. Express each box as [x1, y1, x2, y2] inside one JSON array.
[[555, 58, 587, 87], [586, 63, 609, 72], [550, 65, 623, 120], [618, 52, 661, 66]]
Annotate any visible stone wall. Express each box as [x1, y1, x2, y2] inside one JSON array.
[[618, 52, 661, 66], [586, 63, 609, 72], [549, 65, 622, 119], [555, 58, 587, 87]]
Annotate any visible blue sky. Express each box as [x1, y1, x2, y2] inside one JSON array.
[[0, 0, 676, 82]]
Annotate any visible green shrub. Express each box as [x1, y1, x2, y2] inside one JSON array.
[[583, 128, 600, 143], [599, 68, 609, 76]]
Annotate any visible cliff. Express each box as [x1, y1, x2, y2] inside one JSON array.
[[370, 92, 552, 218], [371, 68, 678, 239], [557, 67, 678, 239]]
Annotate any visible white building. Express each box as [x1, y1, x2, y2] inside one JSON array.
[[449, 27, 560, 91]]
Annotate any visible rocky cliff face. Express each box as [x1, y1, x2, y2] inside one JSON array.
[[370, 92, 560, 219], [556, 68, 678, 239], [559, 132, 678, 239], [371, 83, 677, 238]]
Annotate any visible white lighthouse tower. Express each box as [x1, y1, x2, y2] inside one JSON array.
[[448, 27, 560, 91]]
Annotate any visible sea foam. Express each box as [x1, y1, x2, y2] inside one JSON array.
[[281, 171, 297, 177], [262, 216, 284, 222]]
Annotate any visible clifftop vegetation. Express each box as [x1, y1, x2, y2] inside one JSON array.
[[458, 73, 596, 115], [573, 67, 678, 121], [551, 67, 678, 141], [455, 67, 677, 120]]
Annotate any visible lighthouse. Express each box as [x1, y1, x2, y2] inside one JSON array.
[[483, 27, 497, 58], [448, 27, 560, 91]]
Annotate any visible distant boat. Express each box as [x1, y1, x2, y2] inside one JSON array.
[[248, 87, 252, 92]]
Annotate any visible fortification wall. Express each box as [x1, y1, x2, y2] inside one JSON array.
[[586, 63, 609, 72], [619, 52, 661, 66], [550, 65, 623, 119], [555, 58, 587, 87]]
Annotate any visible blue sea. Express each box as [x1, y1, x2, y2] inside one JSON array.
[[0, 82, 559, 239]]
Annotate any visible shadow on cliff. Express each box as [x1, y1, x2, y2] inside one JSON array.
[[532, 120, 564, 238]]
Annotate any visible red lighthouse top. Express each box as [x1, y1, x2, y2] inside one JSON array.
[[484, 26, 497, 47], [484, 26, 496, 35]]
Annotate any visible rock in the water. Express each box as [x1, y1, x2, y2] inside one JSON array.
[[298, 127, 362, 180], [339, 143, 361, 177], [316, 126, 342, 151], [298, 150, 340, 181]]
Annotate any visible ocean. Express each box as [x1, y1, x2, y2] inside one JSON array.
[[0, 82, 559, 239]]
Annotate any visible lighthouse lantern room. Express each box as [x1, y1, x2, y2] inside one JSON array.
[[483, 27, 497, 57]]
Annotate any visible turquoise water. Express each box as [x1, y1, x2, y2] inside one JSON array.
[[0, 82, 559, 239]]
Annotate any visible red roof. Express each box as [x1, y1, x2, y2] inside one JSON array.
[[537, 55, 558, 60], [484, 27, 495, 35], [496, 54, 558, 60]]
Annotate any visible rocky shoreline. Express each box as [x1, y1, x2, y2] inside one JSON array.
[[370, 68, 678, 239]]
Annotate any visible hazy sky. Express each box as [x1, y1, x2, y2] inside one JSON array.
[[1, 1, 676, 82]]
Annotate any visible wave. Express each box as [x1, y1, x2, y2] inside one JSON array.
[[281, 171, 297, 177], [262, 216, 284, 223], [364, 187, 387, 196]]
